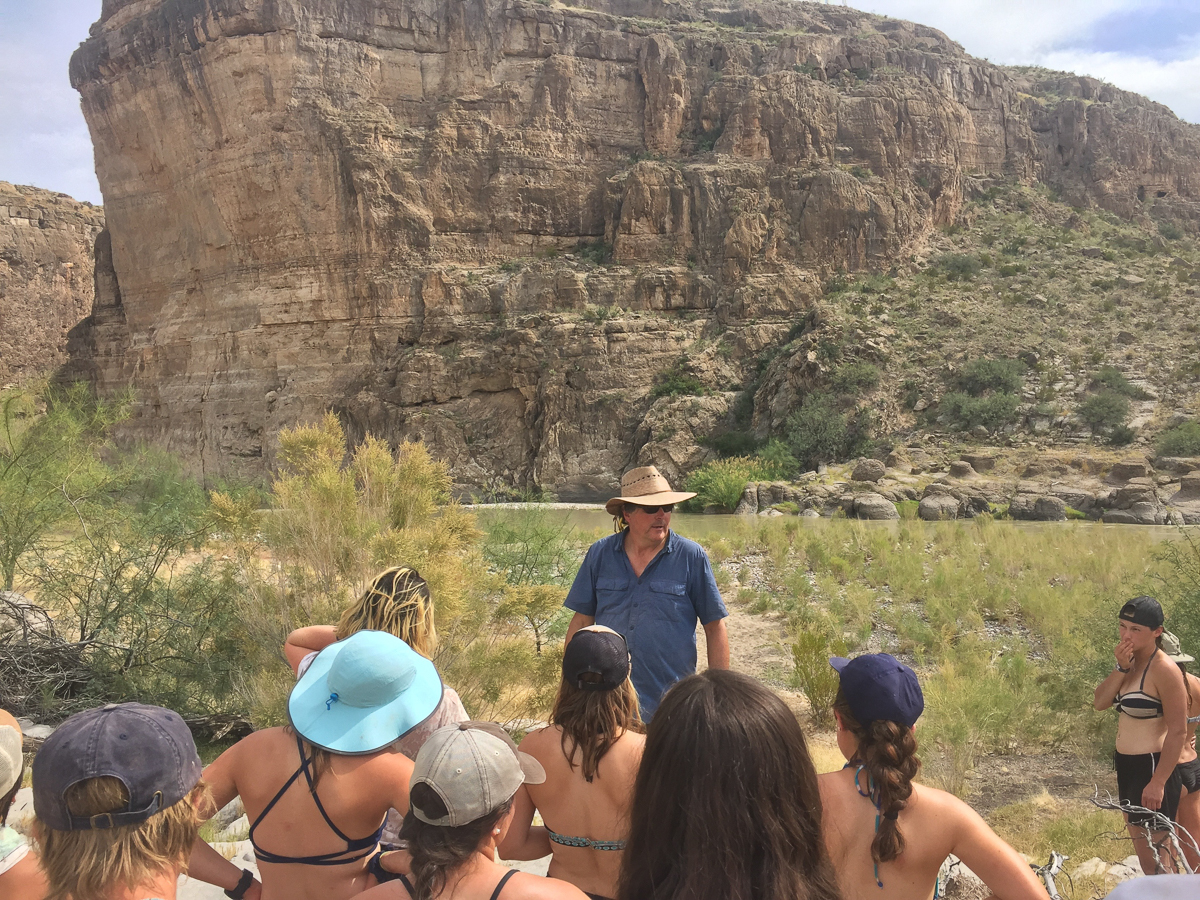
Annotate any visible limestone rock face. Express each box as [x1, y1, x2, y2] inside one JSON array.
[[0, 184, 105, 383], [65, 0, 1200, 491]]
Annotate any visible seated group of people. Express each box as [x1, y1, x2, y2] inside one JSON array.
[[0, 567, 1191, 900]]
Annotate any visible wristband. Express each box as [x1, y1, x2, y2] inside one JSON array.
[[225, 869, 254, 900], [1115, 664, 1130, 674]]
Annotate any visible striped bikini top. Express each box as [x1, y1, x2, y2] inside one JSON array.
[[1114, 650, 1164, 720]]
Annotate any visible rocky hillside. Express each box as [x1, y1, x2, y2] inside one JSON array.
[[0, 184, 105, 385], [65, 0, 1200, 494]]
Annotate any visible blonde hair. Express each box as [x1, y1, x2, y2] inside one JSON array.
[[336, 565, 437, 657], [37, 777, 208, 900]]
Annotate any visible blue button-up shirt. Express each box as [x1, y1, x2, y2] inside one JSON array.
[[564, 530, 727, 719]]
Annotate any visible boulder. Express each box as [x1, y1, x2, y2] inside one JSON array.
[[919, 494, 961, 521], [852, 493, 899, 520], [734, 483, 759, 516], [1010, 494, 1066, 521], [948, 460, 977, 479], [1103, 502, 1162, 525], [1108, 460, 1150, 482], [1110, 478, 1158, 508], [960, 454, 996, 473], [851, 458, 887, 483], [1153, 456, 1200, 476]]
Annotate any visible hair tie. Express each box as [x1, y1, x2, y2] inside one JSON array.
[[883, 810, 899, 820], [325, 692, 340, 710]]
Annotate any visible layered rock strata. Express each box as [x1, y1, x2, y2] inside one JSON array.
[[0, 184, 105, 384], [67, 0, 1200, 493]]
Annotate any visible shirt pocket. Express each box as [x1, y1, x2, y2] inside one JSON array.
[[648, 581, 693, 622], [596, 577, 628, 605]]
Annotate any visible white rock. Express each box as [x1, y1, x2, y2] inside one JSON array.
[[1072, 857, 1108, 878]]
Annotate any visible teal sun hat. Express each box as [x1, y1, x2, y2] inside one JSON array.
[[289, 630, 443, 754]]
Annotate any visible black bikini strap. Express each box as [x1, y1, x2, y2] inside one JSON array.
[[1138, 649, 1159, 690], [399, 874, 416, 896], [248, 738, 311, 845], [490, 869, 519, 900], [296, 733, 358, 844]]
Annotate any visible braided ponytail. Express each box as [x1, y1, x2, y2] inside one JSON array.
[[834, 688, 921, 864]]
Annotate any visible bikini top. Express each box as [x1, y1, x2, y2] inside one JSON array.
[[547, 828, 626, 851], [249, 734, 385, 867], [396, 868, 517, 900], [1114, 650, 1165, 720]]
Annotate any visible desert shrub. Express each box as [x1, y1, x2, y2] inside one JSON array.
[[1091, 366, 1150, 399], [650, 364, 707, 399], [756, 438, 799, 477], [1158, 221, 1184, 241], [702, 431, 760, 457], [1156, 421, 1200, 457], [1108, 424, 1137, 446], [956, 358, 1026, 396], [935, 252, 982, 281], [791, 629, 850, 725], [940, 391, 1021, 431], [685, 456, 786, 511], [785, 392, 873, 471], [1078, 390, 1131, 433], [831, 361, 881, 395]]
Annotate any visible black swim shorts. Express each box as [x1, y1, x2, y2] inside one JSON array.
[[1177, 757, 1200, 795], [1114, 751, 1183, 825]]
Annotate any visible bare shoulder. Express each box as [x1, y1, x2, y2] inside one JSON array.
[[510, 871, 590, 900], [518, 724, 558, 756]]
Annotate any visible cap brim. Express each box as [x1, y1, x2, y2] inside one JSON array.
[[517, 750, 547, 785], [1170, 653, 1196, 664], [604, 490, 697, 516], [289, 642, 444, 755], [829, 656, 851, 672]]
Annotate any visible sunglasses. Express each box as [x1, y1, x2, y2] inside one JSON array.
[[627, 504, 674, 514]]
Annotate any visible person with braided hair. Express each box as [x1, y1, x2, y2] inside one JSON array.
[[818, 654, 1046, 900], [284, 566, 469, 761]]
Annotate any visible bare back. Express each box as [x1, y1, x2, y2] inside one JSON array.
[[518, 725, 644, 899], [818, 770, 1045, 900], [203, 727, 413, 900]]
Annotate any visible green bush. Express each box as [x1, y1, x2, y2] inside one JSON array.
[[685, 456, 787, 511], [1108, 424, 1137, 446], [702, 431, 760, 457], [785, 392, 873, 471], [956, 358, 1026, 396], [940, 391, 1021, 431], [756, 439, 799, 477], [935, 253, 982, 281], [650, 365, 707, 399], [791, 630, 851, 725], [1078, 390, 1131, 433], [1158, 221, 1184, 241], [831, 361, 881, 395], [1156, 421, 1200, 457], [1091, 366, 1150, 399]]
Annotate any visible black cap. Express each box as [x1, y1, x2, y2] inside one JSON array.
[[562, 626, 630, 692], [33, 703, 202, 831], [830, 653, 924, 728], [1119, 596, 1164, 629]]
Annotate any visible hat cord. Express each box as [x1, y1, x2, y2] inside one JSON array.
[[325, 692, 340, 710]]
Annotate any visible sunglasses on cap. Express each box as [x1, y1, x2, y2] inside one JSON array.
[[626, 503, 674, 515]]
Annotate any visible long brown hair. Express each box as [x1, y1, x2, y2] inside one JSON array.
[[399, 782, 513, 900], [617, 670, 841, 900], [833, 687, 921, 865], [551, 674, 642, 782]]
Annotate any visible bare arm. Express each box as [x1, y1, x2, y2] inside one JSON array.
[[1095, 640, 1134, 711], [188, 743, 263, 896], [498, 784, 552, 861], [703, 618, 730, 670], [283, 625, 338, 674], [950, 799, 1047, 900], [564, 612, 594, 646], [1146, 655, 1189, 808]]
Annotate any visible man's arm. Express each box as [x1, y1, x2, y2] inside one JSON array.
[[565, 612, 595, 646], [703, 618, 730, 669]]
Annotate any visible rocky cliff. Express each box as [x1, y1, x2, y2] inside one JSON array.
[[66, 0, 1200, 495], [0, 184, 105, 385]]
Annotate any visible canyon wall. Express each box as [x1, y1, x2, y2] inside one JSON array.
[[0, 183, 105, 384], [67, 0, 1200, 494]]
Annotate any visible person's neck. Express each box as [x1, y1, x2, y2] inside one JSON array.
[[624, 529, 668, 558], [1133, 643, 1158, 665], [104, 868, 178, 900]]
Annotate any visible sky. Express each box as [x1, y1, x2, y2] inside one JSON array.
[[0, 0, 1197, 206]]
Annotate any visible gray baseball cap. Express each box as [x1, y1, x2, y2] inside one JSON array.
[[410, 722, 546, 826], [33, 703, 202, 831]]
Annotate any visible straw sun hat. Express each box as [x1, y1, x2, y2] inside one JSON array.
[[604, 466, 696, 517]]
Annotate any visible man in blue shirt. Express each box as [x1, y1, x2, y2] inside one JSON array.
[[564, 466, 730, 719]]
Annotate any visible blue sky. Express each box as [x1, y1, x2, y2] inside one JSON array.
[[1, 0, 1197, 205]]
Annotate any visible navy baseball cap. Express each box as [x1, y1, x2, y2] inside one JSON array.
[[830, 653, 924, 728], [33, 703, 202, 831], [1119, 596, 1164, 629], [562, 625, 630, 691]]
